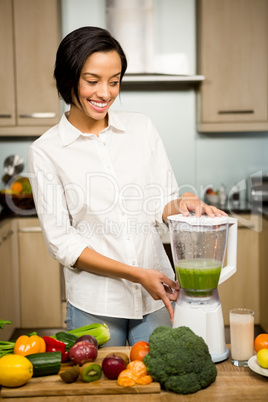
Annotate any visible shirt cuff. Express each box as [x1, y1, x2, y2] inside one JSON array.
[[54, 240, 89, 270], [155, 192, 179, 225]]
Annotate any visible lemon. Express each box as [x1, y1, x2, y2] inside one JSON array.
[[0, 354, 33, 387], [257, 348, 268, 369]]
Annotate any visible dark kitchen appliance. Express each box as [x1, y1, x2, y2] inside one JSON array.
[[248, 175, 268, 215]]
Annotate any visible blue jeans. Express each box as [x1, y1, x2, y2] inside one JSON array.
[[65, 302, 172, 346]]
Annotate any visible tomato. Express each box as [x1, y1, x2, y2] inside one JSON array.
[[130, 341, 149, 362], [254, 333, 268, 353]]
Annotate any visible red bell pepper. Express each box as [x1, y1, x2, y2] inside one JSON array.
[[43, 336, 69, 362]]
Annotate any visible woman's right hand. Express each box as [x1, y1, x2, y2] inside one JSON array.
[[136, 268, 180, 323]]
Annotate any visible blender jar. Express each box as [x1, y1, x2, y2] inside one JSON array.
[[168, 215, 229, 298]]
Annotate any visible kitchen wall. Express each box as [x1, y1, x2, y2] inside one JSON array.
[[0, 0, 267, 199]]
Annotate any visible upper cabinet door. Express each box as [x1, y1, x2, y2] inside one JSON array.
[[197, 0, 268, 132], [13, 0, 60, 128], [0, 0, 16, 127], [0, 0, 60, 135]]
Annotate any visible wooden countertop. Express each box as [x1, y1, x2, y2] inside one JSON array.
[[0, 346, 267, 402]]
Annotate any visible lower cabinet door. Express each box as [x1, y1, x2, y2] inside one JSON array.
[[18, 218, 62, 328], [219, 215, 260, 325]]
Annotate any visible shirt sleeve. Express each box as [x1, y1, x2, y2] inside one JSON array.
[[28, 144, 89, 268], [146, 118, 180, 225]]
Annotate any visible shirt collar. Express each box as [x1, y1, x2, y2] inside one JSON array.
[[107, 110, 126, 133], [58, 110, 126, 147]]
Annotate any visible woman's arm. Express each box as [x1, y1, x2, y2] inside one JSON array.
[[162, 192, 227, 223], [75, 248, 179, 323]]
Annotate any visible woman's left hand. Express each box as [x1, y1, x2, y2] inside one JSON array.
[[162, 192, 227, 222], [178, 192, 227, 217]]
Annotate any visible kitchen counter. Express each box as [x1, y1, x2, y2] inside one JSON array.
[[0, 208, 36, 223], [0, 199, 264, 223], [0, 346, 267, 402]]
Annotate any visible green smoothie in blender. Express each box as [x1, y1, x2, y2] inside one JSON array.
[[175, 259, 221, 296]]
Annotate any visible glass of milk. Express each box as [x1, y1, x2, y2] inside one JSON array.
[[230, 308, 254, 367]]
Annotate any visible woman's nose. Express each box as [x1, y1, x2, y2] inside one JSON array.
[[96, 83, 110, 99]]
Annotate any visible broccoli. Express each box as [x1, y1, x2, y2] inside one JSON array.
[[143, 326, 217, 394]]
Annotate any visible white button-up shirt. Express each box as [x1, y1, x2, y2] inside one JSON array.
[[28, 110, 179, 319]]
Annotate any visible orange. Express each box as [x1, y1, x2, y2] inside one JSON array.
[[117, 369, 137, 387], [127, 360, 147, 379], [135, 375, 153, 385], [254, 333, 268, 353], [11, 181, 23, 194]]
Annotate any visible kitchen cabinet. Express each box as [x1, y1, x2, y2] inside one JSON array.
[[0, 219, 20, 341], [0, 0, 60, 136], [259, 216, 268, 332], [219, 214, 261, 325], [17, 218, 63, 328], [197, 0, 268, 132]]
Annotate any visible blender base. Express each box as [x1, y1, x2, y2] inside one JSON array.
[[172, 289, 229, 363]]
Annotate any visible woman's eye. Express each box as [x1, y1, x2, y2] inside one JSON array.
[[110, 81, 119, 87], [87, 81, 98, 85]]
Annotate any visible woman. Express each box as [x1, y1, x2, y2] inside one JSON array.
[[28, 26, 226, 346]]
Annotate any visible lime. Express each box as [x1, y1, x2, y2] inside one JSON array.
[[0, 354, 33, 387], [257, 348, 268, 369]]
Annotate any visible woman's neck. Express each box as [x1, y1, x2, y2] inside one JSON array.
[[68, 105, 108, 136]]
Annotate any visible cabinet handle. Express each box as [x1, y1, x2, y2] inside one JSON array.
[[19, 113, 56, 119], [19, 227, 42, 233], [218, 110, 254, 114], [0, 114, 12, 118], [1, 230, 13, 242], [238, 225, 256, 230]]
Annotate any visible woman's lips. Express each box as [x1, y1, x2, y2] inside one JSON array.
[[89, 100, 109, 112]]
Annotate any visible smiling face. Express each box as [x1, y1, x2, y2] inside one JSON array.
[[68, 51, 122, 134]]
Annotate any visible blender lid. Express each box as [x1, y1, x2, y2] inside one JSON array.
[[167, 214, 230, 226]]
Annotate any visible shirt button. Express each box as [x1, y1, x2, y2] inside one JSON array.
[[132, 261, 136, 266]]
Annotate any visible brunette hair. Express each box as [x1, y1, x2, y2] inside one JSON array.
[[54, 26, 127, 105]]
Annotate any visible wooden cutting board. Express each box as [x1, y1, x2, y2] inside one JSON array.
[[0, 347, 161, 398]]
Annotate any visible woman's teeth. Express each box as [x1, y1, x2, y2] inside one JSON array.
[[90, 101, 108, 108]]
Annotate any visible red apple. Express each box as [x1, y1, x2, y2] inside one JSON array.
[[102, 354, 126, 380], [106, 352, 129, 366]]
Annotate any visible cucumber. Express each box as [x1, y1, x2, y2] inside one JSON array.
[[26, 351, 62, 377]]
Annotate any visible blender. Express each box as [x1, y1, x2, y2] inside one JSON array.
[[168, 214, 238, 363]]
